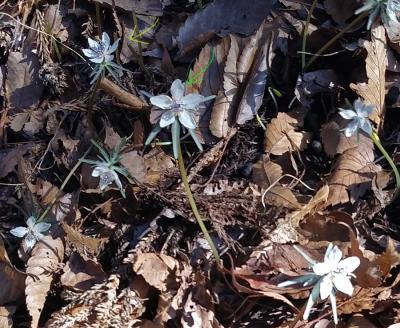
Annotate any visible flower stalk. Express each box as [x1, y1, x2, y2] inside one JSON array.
[[371, 131, 400, 198], [177, 144, 220, 263]]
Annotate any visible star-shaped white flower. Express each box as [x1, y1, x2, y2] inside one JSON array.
[[92, 163, 124, 192], [82, 32, 119, 64], [278, 244, 360, 324], [150, 79, 215, 130], [10, 216, 51, 249], [339, 99, 374, 137]]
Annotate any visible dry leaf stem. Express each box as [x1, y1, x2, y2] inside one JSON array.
[[177, 144, 220, 262], [371, 131, 400, 199], [305, 11, 369, 69]]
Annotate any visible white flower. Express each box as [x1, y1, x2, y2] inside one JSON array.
[[92, 163, 123, 192], [338, 99, 374, 137], [355, 0, 400, 29], [150, 79, 215, 130], [278, 244, 360, 324], [10, 216, 51, 249], [82, 32, 119, 64]]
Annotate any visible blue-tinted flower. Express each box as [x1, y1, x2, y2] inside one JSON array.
[[147, 79, 215, 158], [338, 99, 374, 137], [10, 216, 51, 249], [355, 0, 400, 29], [278, 244, 360, 324], [82, 32, 119, 64]]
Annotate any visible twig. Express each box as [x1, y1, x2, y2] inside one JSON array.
[[301, 0, 318, 70]]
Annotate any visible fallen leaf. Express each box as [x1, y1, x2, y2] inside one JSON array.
[[0, 306, 15, 328], [177, 0, 276, 55], [376, 237, 400, 279], [252, 156, 301, 209], [326, 144, 380, 205], [320, 120, 373, 157], [61, 252, 106, 291], [6, 49, 44, 109], [92, 0, 165, 15], [324, 0, 360, 25], [26, 235, 64, 328], [264, 112, 311, 155], [62, 222, 108, 258], [0, 143, 32, 178], [132, 253, 179, 292], [0, 236, 25, 305], [9, 109, 45, 135], [350, 25, 387, 128]]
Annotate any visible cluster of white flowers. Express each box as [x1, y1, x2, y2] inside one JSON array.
[[278, 243, 360, 324]]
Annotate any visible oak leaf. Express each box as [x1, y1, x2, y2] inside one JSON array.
[[350, 25, 387, 128], [264, 112, 310, 155]]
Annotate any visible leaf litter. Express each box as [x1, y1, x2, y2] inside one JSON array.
[[1, 0, 400, 327]]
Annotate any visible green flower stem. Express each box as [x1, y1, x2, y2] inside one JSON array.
[[37, 145, 93, 222], [371, 131, 400, 199], [302, 0, 318, 70], [177, 144, 220, 263], [305, 11, 369, 70]]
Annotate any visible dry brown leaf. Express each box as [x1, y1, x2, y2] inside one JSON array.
[[61, 252, 106, 291], [324, 0, 360, 25], [9, 109, 45, 135], [0, 306, 15, 328], [264, 112, 310, 155], [0, 236, 25, 305], [252, 157, 301, 209], [132, 253, 179, 292], [320, 121, 373, 157], [143, 147, 175, 186], [120, 150, 147, 183], [92, 0, 164, 15], [327, 144, 380, 205], [177, 0, 276, 55], [0, 143, 32, 178], [350, 25, 387, 128], [62, 222, 108, 258], [6, 50, 44, 109], [26, 235, 64, 328], [376, 237, 400, 279]]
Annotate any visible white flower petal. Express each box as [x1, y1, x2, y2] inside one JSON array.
[[25, 233, 37, 249], [319, 275, 333, 300], [304, 282, 320, 321], [339, 109, 357, 120], [35, 222, 51, 233], [102, 32, 110, 48], [337, 256, 360, 273], [92, 166, 108, 177], [160, 111, 176, 128], [326, 245, 342, 264], [10, 227, 29, 238], [170, 79, 185, 100], [108, 39, 120, 54], [360, 118, 372, 135], [111, 170, 123, 190], [329, 292, 338, 324], [313, 262, 332, 276], [332, 273, 354, 295], [26, 216, 37, 228], [88, 37, 99, 49], [82, 48, 97, 58], [150, 95, 173, 110], [181, 94, 208, 109], [360, 104, 375, 117], [353, 99, 364, 112], [90, 56, 105, 64], [179, 110, 197, 129], [344, 119, 359, 137]]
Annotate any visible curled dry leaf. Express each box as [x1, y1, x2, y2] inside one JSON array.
[[350, 25, 387, 128], [61, 252, 106, 291], [0, 236, 25, 305], [326, 143, 381, 206], [26, 235, 64, 328], [92, 0, 164, 15], [264, 112, 311, 155], [132, 253, 179, 292], [376, 237, 400, 279], [252, 156, 301, 209]]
